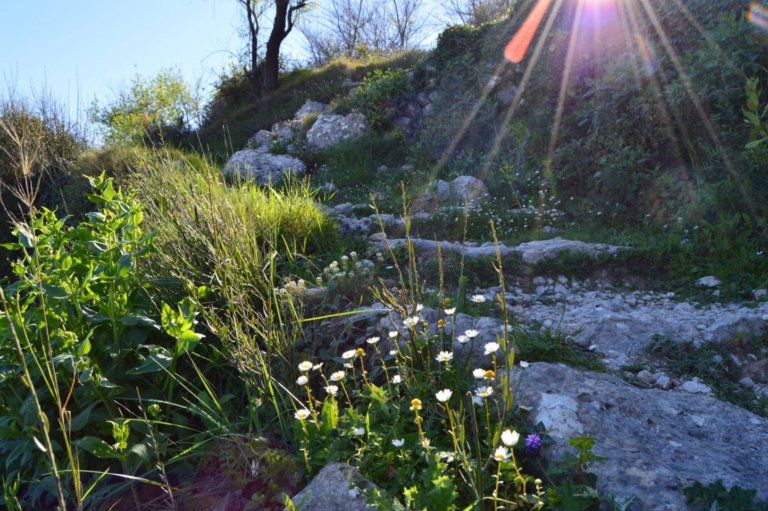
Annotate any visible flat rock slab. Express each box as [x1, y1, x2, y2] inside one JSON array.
[[292, 463, 376, 511], [514, 362, 768, 510], [368, 235, 624, 266]]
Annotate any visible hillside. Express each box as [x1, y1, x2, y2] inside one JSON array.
[[2, 0, 768, 509]]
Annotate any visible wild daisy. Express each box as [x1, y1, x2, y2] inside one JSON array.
[[484, 342, 500, 355], [330, 371, 345, 382], [476, 386, 494, 398], [457, 335, 470, 344], [296, 375, 308, 386], [473, 368, 486, 379], [435, 351, 453, 363], [444, 307, 456, 315], [366, 336, 380, 345], [501, 429, 520, 447], [464, 329, 479, 338], [341, 349, 356, 360], [471, 294, 487, 303], [294, 409, 311, 421], [298, 361, 313, 372], [388, 330, 399, 338], [435, 389, 453, 402], [392, 438, 405, 448], [403, 316, 420, 328], [325, 385, 338, 397], [392, 375, 402, 384], [493, 446, 510, 462], [353, 427, 365, 436]]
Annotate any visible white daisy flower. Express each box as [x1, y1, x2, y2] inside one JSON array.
[[444, 307, 456, 315], [296, 375, 308, 386], [403, 316, 420, 328], [353, 427, 365, 436], [330, 371, 345, 382], [366, 336, 380, 345], [435, 351, 453, 363], [392, 438, 405, 448], [471, 294, 487, 303], [341, 349, 356, 360], [473, 368, 486, 379], [476, 386, 494, 398], [501, 429, 520, 447], [298, 361, 313, 372], [435, 389, 453, 402], [388, 331, 399, 338], [493, 446, 510, 462], [457, 335, 469, 344], [294, 409, 311, 421], [392, 375, 402, 384], [484, 342, 500, 355], [325, 385, 338, 397], [464, 329, 479, 338]]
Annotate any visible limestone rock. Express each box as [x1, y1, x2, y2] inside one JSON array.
[[292, 463, 376, 511], [222, 149, 305, 184], [514, 362, 768, 510], [515, 237, 624, 265], [247, 129, 274, 149], [696, 276, 721, 288], [449, 176, 489, 204], [306, 113, 367, 150], [294, 100, 330, 120]]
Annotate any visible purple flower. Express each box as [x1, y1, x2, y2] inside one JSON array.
[[525, 434, 542, 454]]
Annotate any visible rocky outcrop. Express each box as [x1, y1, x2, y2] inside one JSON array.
[[367, 236, 624, 266], [414, 176, 490, 212], [295, 100, 330, 120], [222, 149, 306, 184], [306, 113, 367, 150], [292, 463, 376, 511], [513, 362, 768, 510]]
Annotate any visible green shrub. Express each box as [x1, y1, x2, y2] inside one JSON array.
[[90, 69, 201, 145], [0, 173, 206, 508]]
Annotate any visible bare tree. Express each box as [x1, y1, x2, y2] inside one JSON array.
[[236, 0, 309, 93], [446, 0, 517, 26], [390, 0, 427, 50], [301, 0, 428, 65]]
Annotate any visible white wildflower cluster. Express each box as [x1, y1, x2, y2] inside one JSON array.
[[316, 251, 376, 286], [277, 278, 307, 296]]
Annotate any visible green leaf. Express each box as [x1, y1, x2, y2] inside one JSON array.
[[70, 405, 96, 432], [175, 330, 203, 355], [74, 436, 120, 459], [77, 338, 92, 356], [42, 284, 69, 300], [119, 314, 160, 330], [16, 227, 35, 248], [116, 253, 132, 277], [128, 347, 172, 375]]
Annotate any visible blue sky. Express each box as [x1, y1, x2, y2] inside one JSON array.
[[1, 1, 255, 116], [1, 0, 448, 124]]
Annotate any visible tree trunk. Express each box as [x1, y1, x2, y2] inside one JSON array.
[[262, 1, 289, 93]]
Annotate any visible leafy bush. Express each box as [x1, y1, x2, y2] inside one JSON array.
[[348, 68, 408, 128], [90, 69, 201, 145], [0, 173, 206, 508]]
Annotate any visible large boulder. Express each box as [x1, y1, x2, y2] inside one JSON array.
[[306, 113, 367, 150], [414, 176, 489, 212], [291, 463, 376, 511], [514, 362, 768, 510], [295, 100, 330, 120], [222, 149, 306, 185], [515, 237, 624, 265]]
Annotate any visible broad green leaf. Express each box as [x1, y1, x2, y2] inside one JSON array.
[[42, 284, 69, 300], [74, 436, 120, 459], [175, 330, 203, 355], [119, 314, 160, 330], [128, 347, 172, 375]]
